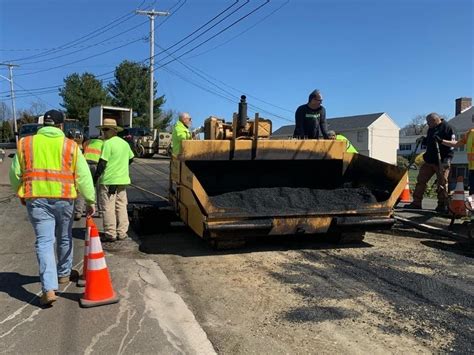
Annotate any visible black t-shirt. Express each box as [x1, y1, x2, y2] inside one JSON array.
[[422, 120, 456, 164], [293, 104, 328, 139]]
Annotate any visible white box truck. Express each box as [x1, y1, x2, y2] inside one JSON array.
[[88, 105, 133, 138]]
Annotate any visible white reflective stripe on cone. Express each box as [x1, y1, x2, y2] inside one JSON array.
[[89, 237, 103, 254], [87, 257, 107, 271]]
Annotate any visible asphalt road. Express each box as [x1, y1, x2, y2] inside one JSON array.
[[1, 154, 473, 354], [0, 154, 215, 354]]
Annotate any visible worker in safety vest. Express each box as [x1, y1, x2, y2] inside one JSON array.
[[327, 130, 358, 153], [9, 109, 96, 306], [73, 136, 104, 220], [93, 118, 134, 242], [171, 112, 192, 156], [438, 128, 474, 195]]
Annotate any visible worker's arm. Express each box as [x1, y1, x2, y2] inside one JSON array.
[[319, 107, 329, 139], [94, 159, 107, 184], [75, 149, 96, 205], [293, 106, 304, 138], [8, 152, 21, 194], [438, 134, 466, 148]]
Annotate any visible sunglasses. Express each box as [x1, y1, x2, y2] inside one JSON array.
[[101, 128, 112, 132]]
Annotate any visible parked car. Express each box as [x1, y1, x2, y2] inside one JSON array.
[[118, 127, 156, 158], [19, 123, 43, 138]]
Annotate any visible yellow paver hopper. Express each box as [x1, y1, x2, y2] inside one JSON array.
[[169, 138, 407, 245]]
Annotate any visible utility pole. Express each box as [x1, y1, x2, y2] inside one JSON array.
[[0, 63, 19, 145], [136, 9, 169, 130]]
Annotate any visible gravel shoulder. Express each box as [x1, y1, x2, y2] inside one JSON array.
[[140, 227, 474, 354]]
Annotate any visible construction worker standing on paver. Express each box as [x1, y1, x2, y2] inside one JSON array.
[[405, 113, 456, 212], [9, 109, 96, 306], [438, 127, 474, 195], [293, 89, 329, 139], [74, 136, 104, 220], [171, 112, 192, 156], [93, 118, 134, 242]]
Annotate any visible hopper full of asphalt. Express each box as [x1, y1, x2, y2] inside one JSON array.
[[209, 186, 378, 214]]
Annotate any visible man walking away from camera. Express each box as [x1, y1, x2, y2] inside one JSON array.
[[9, 109, 95, 306]]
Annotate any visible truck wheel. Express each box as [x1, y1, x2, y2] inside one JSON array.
[[134, 144, 145, 158]]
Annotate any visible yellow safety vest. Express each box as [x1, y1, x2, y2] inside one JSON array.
[[83, 139, 103, 163], [466, 129, 474, 170], [17, 135, 78, 199]]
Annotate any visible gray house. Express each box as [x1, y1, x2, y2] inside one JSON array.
[[271, 112, 399, 164]]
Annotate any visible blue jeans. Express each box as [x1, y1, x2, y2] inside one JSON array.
[[26, 199, 74, 292]]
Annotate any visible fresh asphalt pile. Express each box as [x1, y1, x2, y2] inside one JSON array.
[[209, 186, 378, 213]]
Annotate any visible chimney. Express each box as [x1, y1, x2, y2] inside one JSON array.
[[455, 97, 472, 116]]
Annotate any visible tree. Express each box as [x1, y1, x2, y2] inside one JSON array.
[[400, 113, 449, 136], [59, 73, 110, 124], [400, 114, 427, 136], [108, 60, 168, 128], [28, 101, 47, 116], [0, 120, 12, 143], [0, 102, 12, 121]]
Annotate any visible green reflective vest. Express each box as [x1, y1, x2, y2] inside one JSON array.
[[172, 120, 191, 156], [336, 134, 358, 153], [83, 138, 103, 163], [17, 133, 78, 199]]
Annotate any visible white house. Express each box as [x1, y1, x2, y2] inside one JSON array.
[[448, 97, 473, 182], [271, 112, 400, 165]]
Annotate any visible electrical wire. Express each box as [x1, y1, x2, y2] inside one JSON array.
[[187, 0, 289, 59], [157, 0, 270, 68], [9, 0, 150, 62]]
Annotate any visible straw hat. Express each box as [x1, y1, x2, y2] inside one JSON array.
[[96, 118, 123, 132]]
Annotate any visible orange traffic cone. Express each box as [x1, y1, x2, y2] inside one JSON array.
[[399, 174, 411, 203], [449, 176, 467, 217], [79, 219, 119, 308], [77, 217, 92, 287]]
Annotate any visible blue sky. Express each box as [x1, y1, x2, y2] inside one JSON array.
[[0, 0, 472, 131]]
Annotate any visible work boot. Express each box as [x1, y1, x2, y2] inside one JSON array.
[[58, 269, 80, 284], [404, 202, 422, 210], [101, 235, 117, 243], [435, 205, 448, 214], [40, 290, 57, 306], [117, 234, 128, 241]]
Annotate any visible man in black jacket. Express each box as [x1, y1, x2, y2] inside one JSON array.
[[293, 89, 329, 139], [406, 113, 456, 212]]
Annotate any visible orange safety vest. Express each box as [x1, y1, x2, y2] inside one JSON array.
[[18, 135, 78, 199]]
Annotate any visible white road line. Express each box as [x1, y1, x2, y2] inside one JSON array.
[[0, 260, 83, 328]]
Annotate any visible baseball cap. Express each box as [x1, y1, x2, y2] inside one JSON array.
[[43, 110, 65, 125]]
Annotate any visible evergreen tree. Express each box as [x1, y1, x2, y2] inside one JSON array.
[[59, 73, 110, 124], [108, 60, 169, 128]]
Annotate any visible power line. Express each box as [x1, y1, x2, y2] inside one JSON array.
[[8, 0, 150, 62], [15, 37, 144, 77], [187, 0, 289, 59], [157, 0, 270, 68]]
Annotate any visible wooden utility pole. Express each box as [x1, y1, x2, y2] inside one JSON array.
[[136, 9, 169, 130]]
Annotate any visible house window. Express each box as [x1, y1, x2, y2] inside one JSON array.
[[399, 144, 412, 151], [357, 131, 364, 142]]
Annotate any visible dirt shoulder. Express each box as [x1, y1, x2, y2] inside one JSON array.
[[140, 228, 473, 354]]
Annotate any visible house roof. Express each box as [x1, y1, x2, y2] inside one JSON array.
[[448, 106, 473, 132], [272, 112, 385, 137]]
